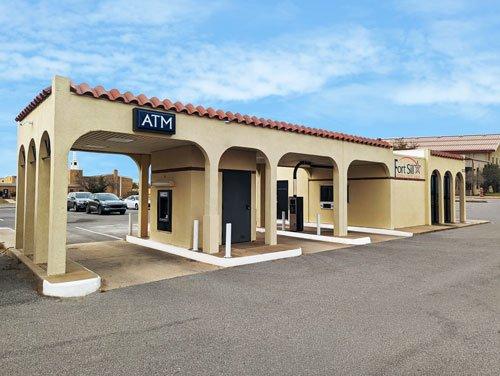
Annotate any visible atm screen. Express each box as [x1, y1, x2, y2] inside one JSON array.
[[157, 190, 172, 231]]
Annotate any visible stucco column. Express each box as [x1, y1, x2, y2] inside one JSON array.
[[460, 175, 467, 223], [333, 165, 348, 236], [258, 164, 266, 228], [47, 145, 69, 276], [438, 176, 445, 224], [203, 155, 220, 254], [15, 153, 26, 250], [33, 151, 50, 264], [264, 160, 277, 245], [23, 150, 36, 256], [449, 175, 456, 223], [137, 154, 150, 238]]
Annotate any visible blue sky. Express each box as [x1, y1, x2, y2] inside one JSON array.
[[1, 0, 499, 180]]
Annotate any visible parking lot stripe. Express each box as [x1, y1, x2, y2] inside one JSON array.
[[74, 226, 123, 240]]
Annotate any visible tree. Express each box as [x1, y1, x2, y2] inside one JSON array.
[[392, 138, 419, 150], [124, 190, 139, 198], [78, 175, 111, 193], [481, 163, 500, 193], [132, 182, 138, 190]]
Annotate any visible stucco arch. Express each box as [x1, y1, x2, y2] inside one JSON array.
[[23, 139, 37, 255], [346, 157, 392, 178], [430, 169, 442, 224], [218, 146, 272, 245], [14, 146, 27, 249], [455, 172, 466, 223], [33, 132, 52, 263], [275, 152, 350, 235], [347, 159, 392, 229], [443, 171, 454, 223]]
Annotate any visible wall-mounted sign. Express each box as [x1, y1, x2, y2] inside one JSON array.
[[394, 156, 424, 180], [133, 108, 176, 134]]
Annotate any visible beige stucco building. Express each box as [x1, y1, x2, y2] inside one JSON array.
[[68, 156, 134, 198], [14, 76, 466, 282], [0, 175, 16, 198], [387, 134, 500, 195]]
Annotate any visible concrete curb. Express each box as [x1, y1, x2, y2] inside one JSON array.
[[126, 236, 302, 267], [7, 248, 101, 298]]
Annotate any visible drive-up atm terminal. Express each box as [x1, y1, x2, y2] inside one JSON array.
[[288, 161, 310, 232]]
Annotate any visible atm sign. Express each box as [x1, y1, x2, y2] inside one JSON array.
[[133, 108, 176, 135]]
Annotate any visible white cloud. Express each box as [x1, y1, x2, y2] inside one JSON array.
[[148, 27, 388, 102], [0, 0, 499, 107], [391, 17, 500, 106]]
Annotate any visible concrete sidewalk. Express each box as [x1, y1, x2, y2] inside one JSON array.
[[68, 240, 220, 291]]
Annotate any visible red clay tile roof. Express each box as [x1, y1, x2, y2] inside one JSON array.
[[430, 150, 465, 160], [386, 135, 500, 153], [15, 86, 52, 122], [16, 82, 391, 149]]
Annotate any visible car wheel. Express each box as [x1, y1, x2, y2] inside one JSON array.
[[98, 206, 104, 215], [120, 210, 126, 215], [86, 205, 91, 214], [135, 203, 138, 210], [73, 203, 78, 212]]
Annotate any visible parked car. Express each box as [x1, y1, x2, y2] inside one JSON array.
[[86, 193, 127, 215], [124, 195, 139, 209], [67, 192, 92, 212]]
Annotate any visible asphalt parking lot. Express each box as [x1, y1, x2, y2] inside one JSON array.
[[0, 205, 137, 243], [0, 201, 499, 375]]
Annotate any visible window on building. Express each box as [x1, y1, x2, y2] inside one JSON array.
[[320, 185, 333, 202]]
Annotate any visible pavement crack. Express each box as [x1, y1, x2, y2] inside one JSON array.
[[0, 316, 200, 359]]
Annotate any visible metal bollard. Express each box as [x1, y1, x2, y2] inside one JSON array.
[[128, 212, 133, 236], [316, 213, 321, 236], [281, 211, 286, 231], [225, 223, 231, 258], [193, 219, 199, 251]]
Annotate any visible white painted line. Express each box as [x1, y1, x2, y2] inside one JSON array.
[[74, 226, 123, 240], [258, 227, 371, 245], [347, 226, 413, 237], [302, 221, 413, 237], [43, 276, 101, 298], [0, 227, 15, 232], [126, 236, 302, 267], [0, 218, 4, 221]]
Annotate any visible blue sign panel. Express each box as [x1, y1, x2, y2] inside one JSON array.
[[133, 108, 176, 134]]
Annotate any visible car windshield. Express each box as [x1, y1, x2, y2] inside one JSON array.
[[75, 192, 91, 199], [95, 193, 119, 201]]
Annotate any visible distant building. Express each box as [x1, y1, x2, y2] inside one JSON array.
[[0, 175, 16, 198], [386, 134, 500, 195], [67, 152, 135, 197]]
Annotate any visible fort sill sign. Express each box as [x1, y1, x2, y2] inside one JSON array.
[[133, 108, 176, 134], [394, 156, 424, 180]]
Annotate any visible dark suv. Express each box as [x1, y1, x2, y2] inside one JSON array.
[[86, 193, 127, 215], [67, 192, 92, 212]]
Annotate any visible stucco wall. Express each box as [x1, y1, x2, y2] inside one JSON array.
[[150, 146, 257, 249], [391, 180, 426, 228], [276, 167, 310, 221], [346, 163, 392, 228], [307, 168, 333, 224]]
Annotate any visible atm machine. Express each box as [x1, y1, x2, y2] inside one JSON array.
[[288, 161, 309, 232], [157, 190, 172, 232], [288, 195, 303, 232]]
